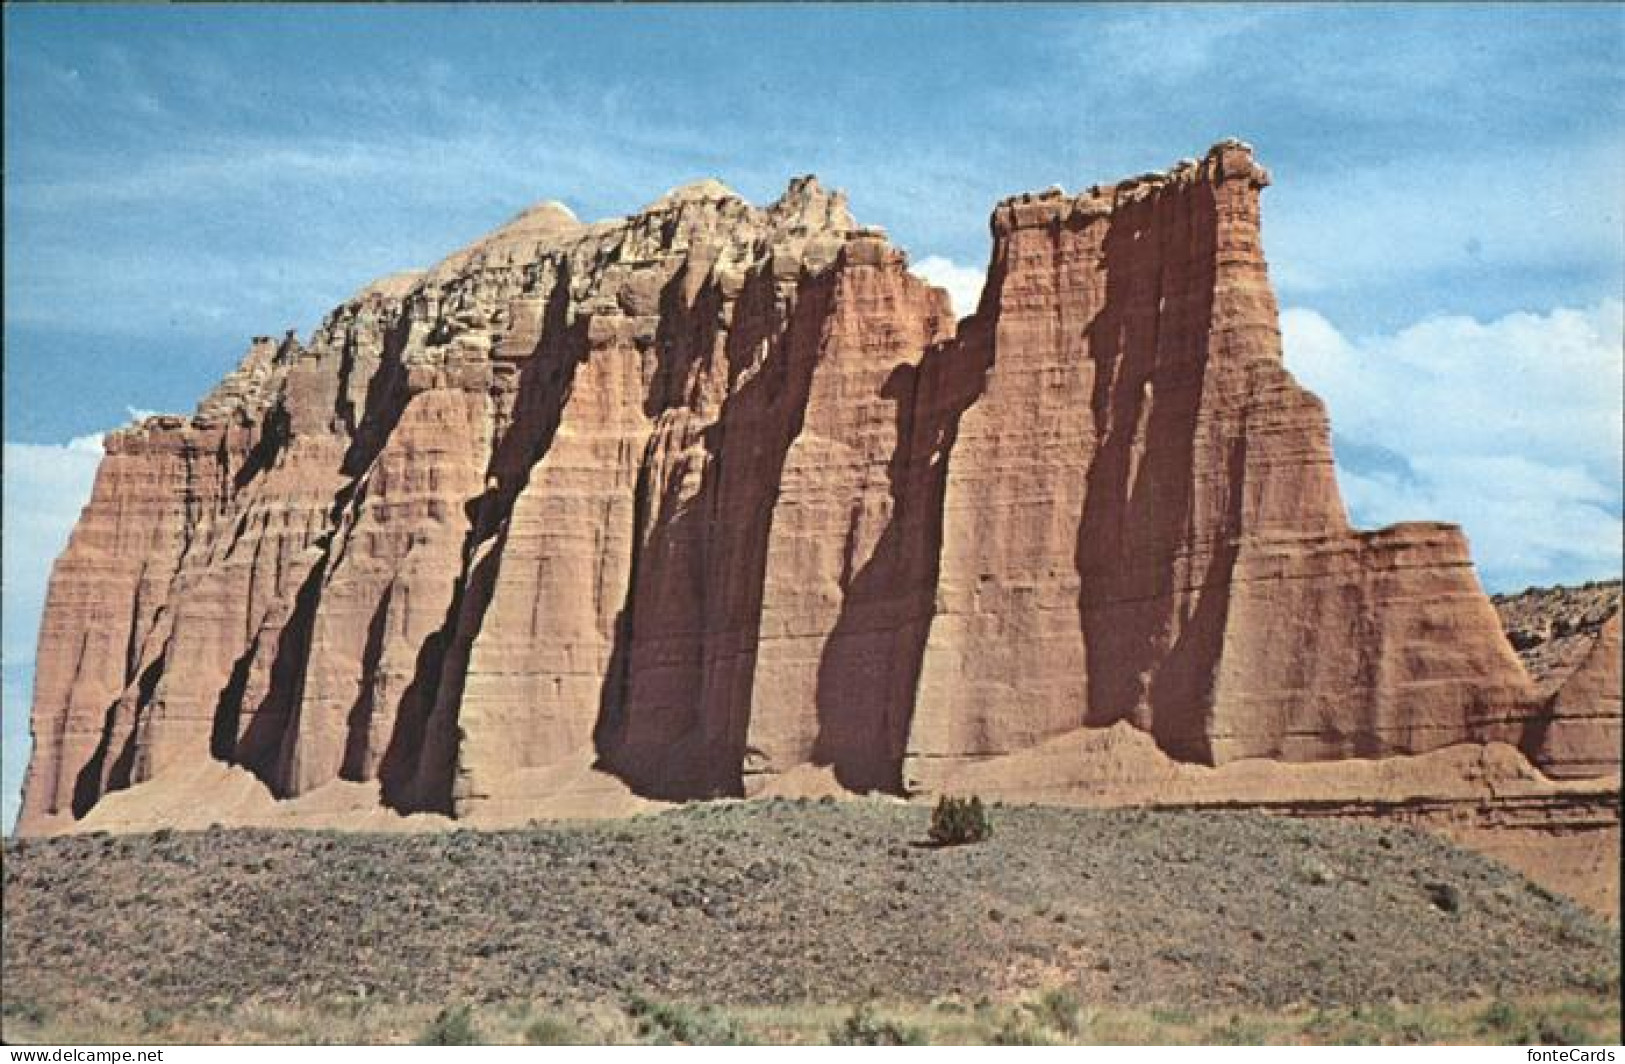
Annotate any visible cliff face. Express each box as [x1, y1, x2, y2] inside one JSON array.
[[18, 141, 1618, 836], [904, 144, 1540, 793]]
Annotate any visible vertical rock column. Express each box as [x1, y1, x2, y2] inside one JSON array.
[[16, 426, 201, 834], [742, 233, 956, 794]]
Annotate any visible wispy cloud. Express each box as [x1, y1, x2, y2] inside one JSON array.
[[1282, 299, 1624, 591], [1, 435, 104, 665], [912, 256, 986, 318], [1, 433, 105, 833]]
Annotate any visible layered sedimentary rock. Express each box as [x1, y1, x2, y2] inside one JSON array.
[[18, 141, 1620, 838], [905, 145, 1542, 796]]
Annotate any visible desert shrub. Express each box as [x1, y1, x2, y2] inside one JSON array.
[[1477, 999, 1527, 1041], [1030, 988, 1085, 1037], [1, 999, 48, 1026], [1207, 1013, 1268, 1045], [1422, 881, 1462, 913], [1480, 1000, 1517, 1027], [1483, 1001, 1604, 1047], [928, 795, 992, 846], [524, 1014, 582, 1045], [1534, 1013, 1591, 1047], [1576, 966, 1621, 997], [416, 1004, 480, 1045], [991, 1014, 1061, 1045], [627, 995, 753, 1045], [829, 1003, 927, 1046]]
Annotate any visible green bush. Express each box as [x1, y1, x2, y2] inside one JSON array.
[[991, 1015, 1061, 1045], [830, 1004, 927, 1045], [1207, 1013, 1268, 1045], [416, 1004, 480, 1045], [1534, 1014, 1591, 1047], [1030, 988, 1085, 1037], [1479, 999, 1521, 1035], [1, 999, 48, 1026], [928, 795, 992, 846], [627, 996, 754, 1045], [524, 1015, 582, 1045]]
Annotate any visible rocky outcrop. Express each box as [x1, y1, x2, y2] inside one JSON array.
[[17, 141, 1618, 838], [1523, 613, 1622, 780], [1494, 580, 1621, 694], [1489, 582, 1621, 779]]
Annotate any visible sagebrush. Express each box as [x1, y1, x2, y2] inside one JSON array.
[[929, 795, 992, 846]]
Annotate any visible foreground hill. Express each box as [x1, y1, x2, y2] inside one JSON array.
[[3, 803, 1618, 1044]]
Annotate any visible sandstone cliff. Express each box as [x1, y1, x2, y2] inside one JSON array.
[[18, 141, 1620, 837]]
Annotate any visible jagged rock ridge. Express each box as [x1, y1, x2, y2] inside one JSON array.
[[18, 142, 1621, 836]]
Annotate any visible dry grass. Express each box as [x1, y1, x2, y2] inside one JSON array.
[[5, 988, 1618, 1046]]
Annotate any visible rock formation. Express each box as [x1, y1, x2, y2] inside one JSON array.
[[18, 141, 1621, 838], [1494, 580, 1620, 694], [1522, 613, 1622, 780], [1492, 581, 1621, 780]]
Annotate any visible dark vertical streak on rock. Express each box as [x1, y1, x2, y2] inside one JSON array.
[[405, 269, 587, 813], [1077, 180, 1225, 762]]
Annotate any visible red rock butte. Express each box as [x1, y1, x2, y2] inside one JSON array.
[[17, 142, 1621, 904]]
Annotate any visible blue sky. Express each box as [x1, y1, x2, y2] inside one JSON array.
[[4, 4, 1622, 830]]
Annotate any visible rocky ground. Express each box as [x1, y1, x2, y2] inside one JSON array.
[[1493, 580, 1621, 694], [3, 802, 1618, 1044]]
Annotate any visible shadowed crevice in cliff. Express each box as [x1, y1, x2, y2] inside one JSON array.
[[338, 308, 419, 479], [374, 626, 452, 807], [221, 552, 329, 797], [71, 652, 166, 819], [399, 271, 588, 815], [70, 710, 118, 820], [1076, 180, 1231, 764], [595, 264, 824, 801], [642, 255, 727, 419], [314, 310, 420, 587], [338, 585, 394, 781], [209, 649, 253, 765], [589, 458, 655, 776], [590, 264, 739, 796], [810, 331, 989, 794], [1144, 427, 1247, 755], [1517, 696, 1560, 769], [589, 262, 734, 788], [192, 300, 417, 800], [396, 539, 499, 814], [230, 402, 292, 493]]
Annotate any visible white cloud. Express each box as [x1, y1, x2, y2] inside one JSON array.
[[2, 434, 106, 833], [912, 255, 986, 318], [1282, 299, 1624, 591], [3, 435, 107, 665]]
